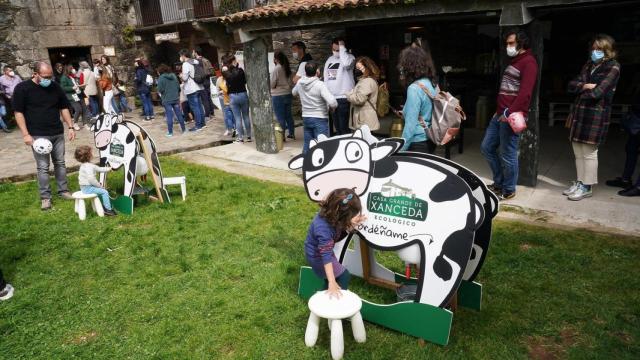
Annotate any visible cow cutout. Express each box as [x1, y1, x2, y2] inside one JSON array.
[[289, 127, 484, 308], [90, 113, 168, 209]]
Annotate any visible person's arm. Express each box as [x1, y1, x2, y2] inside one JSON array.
[[12, 87, 33, 145], [156, 77, 165, 95], [93, 164, 111, 173], [15, 112, 33, 145], [292, 82, 299, 97], [346, 79, 374, 106], [504, 60, 538, 116], [270, 65, 278, 89], [316, 227, 341, 298], [580, 63, 621, 101], [58, 89, 75, 140], [567, 64, 588, 94], [181, 65, 189, 83], [401, 85, 423, 151], [321, 83, 338, 110], [60, 77, 74, 94], [324, 262, 341, 299], [338, 44, 355, 70]]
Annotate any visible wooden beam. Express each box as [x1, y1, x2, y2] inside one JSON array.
[[243, 36, 278, 154], [359, 238, 401, 290]]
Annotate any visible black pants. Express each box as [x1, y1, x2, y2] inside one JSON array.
[[330, 98, 350, 136], [408, 140, 437, 154], [0, 268, 6, 291], [622, 131, 640, 187], [199, 79, 214, 118]]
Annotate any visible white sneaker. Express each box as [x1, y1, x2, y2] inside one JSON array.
[[223, 130, 230, 136], [0, 284, 14, 301], [73, 124, 81, 131], [562, 181, 581, 196], [568, 184, 593, 201]]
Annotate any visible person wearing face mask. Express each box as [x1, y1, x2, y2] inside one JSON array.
[[0, 66, 22, 128], [480, 29, 538, 201], [346, 56, 380, 132], [60, 64, 88, 130], [291, 41, 312, 85], [12, 61, 77, 210], [323, 37, 356, 136], [564, 34, 621, 201]]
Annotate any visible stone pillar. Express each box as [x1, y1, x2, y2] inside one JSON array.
[[244, 36, 277, 154]]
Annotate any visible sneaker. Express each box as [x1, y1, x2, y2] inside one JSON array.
[[487, 183, 502, 195], [235, 138, 244, 143], [2, 128, 11, 133], [605, 177, 631, 189], [150, 115, 155, 120], [223, 130, 230, 136], [568, 184, 592, 201], [41, 198, 52, 211], [59, 191, 74, 200], [499, 191, 516, 201], [287, 134, 295, 140], [202, 123, 208, 128], [188, 127, 200, 132], [232, 129, 237, 138], [618, 186, 640, 197], [0, 284, 14, 301], [104, 209, 117, 216], [165, 133, 173, 137], [143, 117, 152, 122], [562, 181, 581, 196], [246, 137, 252, 142], [73, 124, 81, 131]]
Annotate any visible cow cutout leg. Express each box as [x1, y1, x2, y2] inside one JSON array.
[[123, 155, 137, 197]]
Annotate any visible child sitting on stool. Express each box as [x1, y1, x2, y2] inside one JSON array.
[[75, 145, 117, 216], [304, 188, 367, 299]]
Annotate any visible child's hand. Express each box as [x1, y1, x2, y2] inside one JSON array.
[[350, 214, 367, 230], [326, 281, 342, 299]]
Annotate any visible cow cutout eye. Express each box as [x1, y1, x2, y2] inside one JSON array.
[[345, 141, 363, 163], [311, 148, 325, 167]]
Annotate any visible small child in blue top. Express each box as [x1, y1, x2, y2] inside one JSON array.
[[304, 188, 367, 299]]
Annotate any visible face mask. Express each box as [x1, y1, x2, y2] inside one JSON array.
[[506, 46, 518, 57], [39, 78, 52, 87], [8, 71, 14, 77], [354, 69, 363, 79], [333, 51, 340, 57], [292, 52, 299, 60], [71, 69, 76, 74], [591, 50, 605, 62]]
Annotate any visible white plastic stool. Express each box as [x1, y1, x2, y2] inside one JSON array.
[[163, 176, 187, 201], [72, 191, 104, 220], [305, 290, 366, 360]]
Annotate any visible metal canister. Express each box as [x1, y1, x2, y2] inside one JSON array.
[[390, 116, 404, 138], [274, 123, 284, 151]]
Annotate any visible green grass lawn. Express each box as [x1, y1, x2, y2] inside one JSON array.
[[0, 157, 639, 359]]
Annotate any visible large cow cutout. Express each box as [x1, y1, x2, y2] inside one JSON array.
[[289, 127, 484, 308]]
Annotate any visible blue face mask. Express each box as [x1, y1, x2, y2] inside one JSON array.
[[39, 78, 52, 87], [591, 50, 604, 63]]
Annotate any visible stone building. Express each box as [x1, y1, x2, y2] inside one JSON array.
[[0, 0, 138, 82]]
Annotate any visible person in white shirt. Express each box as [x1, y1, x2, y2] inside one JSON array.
[[74, 145, 116, 216], [291, 41, 312, 85], [323, 37, 355, 136], [292, 62, 337, 154], [179, 49, 206, 132]]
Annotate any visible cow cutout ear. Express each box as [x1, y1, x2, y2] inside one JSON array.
[[309, 139, 318, 148], [317, 134, 328, 142], [370, 140, 401, 161], [352, 129, 363, 139], [288, 155, 304, 170]]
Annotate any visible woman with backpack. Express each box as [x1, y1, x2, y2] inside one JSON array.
[[270, 51, 295, 139], [347, 56, 380, 132], [156, 64, 186, 137], [134, 59, 155, 121], [396, 45, 438, 153]]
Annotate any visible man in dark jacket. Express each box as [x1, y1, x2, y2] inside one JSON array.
[[193, 47, 215, 120], [480, 29, 538, 200], [134, 59, 155, 121]]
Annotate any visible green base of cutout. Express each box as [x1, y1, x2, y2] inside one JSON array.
[[457, 280, 482, 311], [298, 266, 453, 346], [113, 195, 134, 215]]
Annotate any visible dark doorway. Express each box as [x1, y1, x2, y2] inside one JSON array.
[[48, 47, 93, 68]]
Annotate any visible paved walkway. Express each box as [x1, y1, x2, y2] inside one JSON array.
[[0, 107, 229, 182], [178, 125, 640, 236]]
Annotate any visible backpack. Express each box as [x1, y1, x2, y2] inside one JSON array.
[[145, 73, 154, 86], [416, 82, 466, 146], [375, 83, 390, 118], [190, 60, 207, 85]]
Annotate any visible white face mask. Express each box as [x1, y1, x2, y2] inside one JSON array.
[[332, 50, 340, 57], [506, 46, 518, 57], [8, 71, 14, 77], [292, 52, 299, 61]]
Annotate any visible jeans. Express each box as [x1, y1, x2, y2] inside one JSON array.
[[81, 185, 112, 210], [70, 100, 89, 126], [230, 92, 251, 139], [302, 117, 329, 154], [111, 97, 121, 114], [0, 104, 6, 129], [32, 134, 68, 199], [117, 94, 132, 112], [221, 102, 235, 130], [322, 269, 351, 290], [199, 79, 214, 118], [163, 101, 186, 134], [622, 131, 640, 187], [272, 94, 294, 136], [187, 92, 205, 129], [88, 95, 100, 117], [139, 92, 154, 117], [480, 114, 521, 193], [331, 98, 350, 135]]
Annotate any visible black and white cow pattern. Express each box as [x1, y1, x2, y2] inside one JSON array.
[[402, 153, 499, 282], [91, 113, 166, 199], [289, 128, 484, 308]]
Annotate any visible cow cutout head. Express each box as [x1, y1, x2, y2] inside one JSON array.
[[91, 113, 124, 150], [288, 128, 402, 202]]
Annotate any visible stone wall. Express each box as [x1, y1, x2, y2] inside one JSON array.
[[1, 0, 137, 87]]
